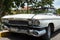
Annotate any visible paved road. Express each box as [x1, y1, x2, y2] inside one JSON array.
[[51, 29, 60, 40], [0, 29, 60, 40]]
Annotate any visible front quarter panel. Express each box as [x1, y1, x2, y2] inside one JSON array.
[[39, 19, 60, 31], [39, 20, 53, 28]]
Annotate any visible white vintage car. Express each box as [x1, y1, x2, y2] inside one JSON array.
[[1, 8, 60, 40]]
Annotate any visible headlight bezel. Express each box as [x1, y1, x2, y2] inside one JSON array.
[[28, 19, 40, 26], [32, 19, 40, 26]]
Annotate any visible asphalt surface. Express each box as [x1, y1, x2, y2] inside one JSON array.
[[0, 29, 60, 40], [51, 29, 60, 40]]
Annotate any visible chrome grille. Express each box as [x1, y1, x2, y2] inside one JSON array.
[[8, 20, 29, 26]]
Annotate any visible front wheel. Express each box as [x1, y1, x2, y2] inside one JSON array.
[[43, 25, 51, 40]]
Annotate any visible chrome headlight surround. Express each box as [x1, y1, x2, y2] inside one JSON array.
[[32, 20, 40, 26], [28, 19, 40, 26]]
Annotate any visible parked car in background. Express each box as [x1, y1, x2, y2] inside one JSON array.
[[1, 7, 60, 40]]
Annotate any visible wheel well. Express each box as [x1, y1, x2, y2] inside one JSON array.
[[49, 23, 54, 32]]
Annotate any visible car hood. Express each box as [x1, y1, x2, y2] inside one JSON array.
[[2, 14, 35, 19], [33, 14, 55, 19], [2, 14, 59, 20]]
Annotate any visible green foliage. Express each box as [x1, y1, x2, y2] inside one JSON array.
[[3, 0, 13, 12], [56, 8, 60, 14], [0, 0, 14, 16]]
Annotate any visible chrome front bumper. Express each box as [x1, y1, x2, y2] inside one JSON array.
[[3, 25, 46, 37], [9, 28, 46, 37], [29, 29, 46, 37]]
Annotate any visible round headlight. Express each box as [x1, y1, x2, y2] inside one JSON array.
[[29, 20, 32, 25], [33, 20, 40, 26]]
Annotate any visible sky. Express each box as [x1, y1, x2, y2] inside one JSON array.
[[53, 0, 60, 9]]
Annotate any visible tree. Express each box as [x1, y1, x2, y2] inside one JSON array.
[[0, 0, 14, 16], [56, 8, 60, 14], [35, 0, 54, 8]]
